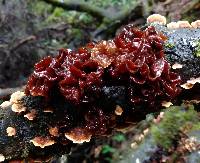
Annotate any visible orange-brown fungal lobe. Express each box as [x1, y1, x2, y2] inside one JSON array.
[[167, 22, 179, 29], [10, 91, 25, 104], [181, 77, 200, 89], [11, 103, 26, 113], [49, 127, 59, 137], [147, 14, 167, 25], [9, 91, 26, 113], [181, 83, 194, 89], [177, 21, 192, 28], [65, 128, 92, 143], [24, 109, 37, 120], [6, 127, 16, 136], [0, 101, 11, 109], [30, 137, 55, 148], [191, 20, 200, 28], [115, 105, 123, 116]]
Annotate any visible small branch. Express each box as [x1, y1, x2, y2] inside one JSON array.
[[41, 0, 143, 40], [43, 23, 69, 31], [92, 4, 144, 40], [41, 0, 110, 19], [10, 35, 36, 52], [41, 0, 142, 22], [181, 0, 200, 15]]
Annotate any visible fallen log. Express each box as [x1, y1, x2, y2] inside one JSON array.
[[0, 14, 200, 162]]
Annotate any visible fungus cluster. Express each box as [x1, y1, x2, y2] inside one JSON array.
[[2, 14, 200, 162], [26, 26, 181, 106], [24, 25, 181, 138], [147, 14, 200, 29]]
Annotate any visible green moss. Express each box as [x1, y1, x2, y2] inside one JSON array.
[[112, 133, 126, 142], [191, 122, 200, 131], [165, 42, 175, 49], [194, 40, 200, 57], [151, 105, 199, 149], [101, 145, 116, 154], [28, 0, 52, 16]]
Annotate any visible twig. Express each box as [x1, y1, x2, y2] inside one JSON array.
[[181, 0, 200, 15], [10, 35, 36, 52], [41, 23, 69, 31], [41, 0, 110, 19], [41, 0, 142, 22]]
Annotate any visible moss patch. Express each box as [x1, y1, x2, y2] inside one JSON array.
[[194, 40, 200, 57], [165, 42, 175, 49], [151, 105, 200, 149]]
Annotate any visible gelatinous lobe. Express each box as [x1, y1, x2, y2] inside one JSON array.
[[25, 26, 181, 134]]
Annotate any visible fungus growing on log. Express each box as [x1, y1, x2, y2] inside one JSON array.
[[6, 127, 16, 137], [1, 15, 200, 161], [23, 25, 182, 143], [147, 14, 167, 25], [25, 26, 181, 107], [191, 20, 200, 28], [30, 137, 55, 148]]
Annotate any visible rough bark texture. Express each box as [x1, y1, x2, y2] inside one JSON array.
[[155, 24, 200, 81]]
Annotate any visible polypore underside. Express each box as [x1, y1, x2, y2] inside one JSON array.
[[0, 18, 200, 161]]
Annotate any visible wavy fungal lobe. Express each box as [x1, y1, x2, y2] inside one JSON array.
[[26, 26, 181, 106], [24, 26, 181, 139]]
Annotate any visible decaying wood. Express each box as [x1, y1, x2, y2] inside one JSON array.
[[0, 22, 200, 161]]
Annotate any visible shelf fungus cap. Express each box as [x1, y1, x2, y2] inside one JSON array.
[[0, 154, 5, 162], [24, 109, 37, 120], [43, 107, 54, 113], [115, 105, 123, 116], [65, 128, 92, 143], [6, 127, 16, 136], [181, 77, 200, 89], [177, 21, 192, 28], [161, 101, 173, 108], [49, 127, 59, 137], [10, 91, 25, 104], [172, 63, 183, 69], [11, 103, 26, 113], [0, 101, 11, 109], [147, 14, 167, 25], [167, 22, 179, 29], [30, 136, 55, 148], [191, 20, 200, 28]]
